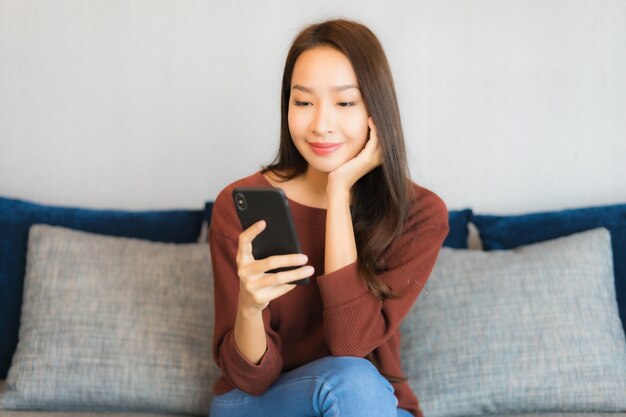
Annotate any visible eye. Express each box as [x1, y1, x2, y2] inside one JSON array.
[[338, 102, 356, 107], [293, 100, 311, 107]]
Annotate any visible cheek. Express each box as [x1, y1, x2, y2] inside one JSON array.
[[287, 110, 309, 157], [287, 109, 296, 136], [288, 109, 307, 139], [343, 112, 370, 147]]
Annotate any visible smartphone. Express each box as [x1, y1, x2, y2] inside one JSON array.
[[232, 187, 309, 285]]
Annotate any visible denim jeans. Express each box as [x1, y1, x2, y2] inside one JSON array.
[[210, 356, 413, 417]]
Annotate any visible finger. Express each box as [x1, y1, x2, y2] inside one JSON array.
[[368, 117, 378, 138], [275, 283, 298, 296], [251, 265, 315, 289], [237, 220, 266, 263], [258, 282, 298, 302], [240, 220, 266, 243], [365, 118, 378, 147], [252, 253, 309, 275], [239, 280, 297, 311], [367, 117, 383, 165], [272, 265, 315, 285]]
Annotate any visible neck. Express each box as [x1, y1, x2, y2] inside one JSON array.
[[302, 166, 329, 196]]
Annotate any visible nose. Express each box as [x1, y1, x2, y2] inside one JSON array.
[[310, 101, 334, 136]]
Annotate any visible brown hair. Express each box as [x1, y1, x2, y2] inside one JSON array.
[[263, 19, 411, 299], [262, 18, 413, 382]]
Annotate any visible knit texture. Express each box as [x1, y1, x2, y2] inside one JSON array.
[[209, 171, 449, 417]]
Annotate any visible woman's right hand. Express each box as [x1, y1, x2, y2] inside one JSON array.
[[236, 220, 315, 315]]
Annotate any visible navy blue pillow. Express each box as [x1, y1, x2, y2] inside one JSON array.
[[0, 195, 207, 379], [473, 203, 626, 335], [444, 209, 473, 249], [204, 201, 214, 226]]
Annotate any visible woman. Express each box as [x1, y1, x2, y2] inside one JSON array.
[[209, 18, 449, 417]]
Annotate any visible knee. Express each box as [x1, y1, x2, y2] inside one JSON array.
[[317, 356, 394, 394], [305, 356, 398, 415]]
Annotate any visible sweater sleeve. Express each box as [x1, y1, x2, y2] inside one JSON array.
[[317, 193, 449, 357], [209, 191, 283, 395]]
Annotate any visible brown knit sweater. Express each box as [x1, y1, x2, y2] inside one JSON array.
[[209, 171, 449, 417]]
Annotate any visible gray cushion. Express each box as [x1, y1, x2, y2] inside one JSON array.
[[0, 412, 189, 417], [0, 225, 219, 415], [0, 410, 190, 417], [401, 228, 626, 417], [493, 415, 626, 417]]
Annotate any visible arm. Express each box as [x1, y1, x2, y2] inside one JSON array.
[[324, 186, 357, 274], [323, 117, 449, 356], [324, 116, 380, 275], [209, 190, 313, 395], [318, 212, 449, 357], [209, 226, 283, 395]]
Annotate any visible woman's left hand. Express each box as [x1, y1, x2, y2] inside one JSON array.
[[328, 117, 383, 193]]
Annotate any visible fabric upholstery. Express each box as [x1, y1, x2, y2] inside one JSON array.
[[0, 412, 193, 417], [473, 203, 626, 335], [0, 195, 208, 379], [0, 225, 219, 415], [3, 411, 618, 417], [401, 228, 626, 417], [444, 208, 473, 249]]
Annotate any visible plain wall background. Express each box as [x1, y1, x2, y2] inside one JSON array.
[[1, 0, 624, 214]]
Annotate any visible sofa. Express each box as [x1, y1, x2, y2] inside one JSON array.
[[1, 194, 625, 417]]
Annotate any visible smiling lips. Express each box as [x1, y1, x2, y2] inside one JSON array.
[[308, 142, 343, 155]]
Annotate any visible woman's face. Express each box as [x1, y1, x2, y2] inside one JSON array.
[[288, 46, 370, 174]]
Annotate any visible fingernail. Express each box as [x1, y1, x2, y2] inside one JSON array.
[[304, 266, 314, 274], [298, 254, 308, 262]]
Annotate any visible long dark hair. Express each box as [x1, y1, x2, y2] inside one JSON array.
[[262, 19, 412, 382], [262, 19, 413, 382]]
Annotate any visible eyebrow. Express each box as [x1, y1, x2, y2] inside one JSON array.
[[292, 84, 360, 93]]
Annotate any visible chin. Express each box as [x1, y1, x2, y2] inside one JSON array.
[[303, 157, 345, 174]]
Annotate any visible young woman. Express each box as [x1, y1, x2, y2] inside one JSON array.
[[208, 18, 449, 417]]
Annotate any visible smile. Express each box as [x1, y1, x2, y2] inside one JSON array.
[[308, 142, 343, 155]]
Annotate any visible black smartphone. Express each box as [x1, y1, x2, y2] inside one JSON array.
[[232, 187, 309, 285]]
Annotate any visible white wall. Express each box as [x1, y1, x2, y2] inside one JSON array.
[[1, 0, 624, 214]]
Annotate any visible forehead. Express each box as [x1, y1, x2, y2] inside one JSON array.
[[291, 46, 358, 89]]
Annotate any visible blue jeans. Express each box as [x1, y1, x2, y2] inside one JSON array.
[[210, 356, 413, 417]]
